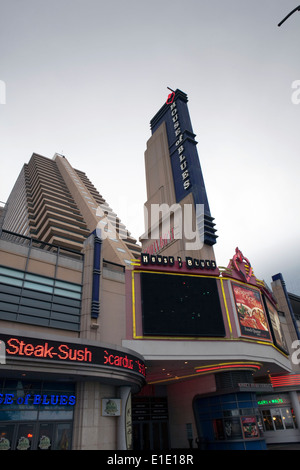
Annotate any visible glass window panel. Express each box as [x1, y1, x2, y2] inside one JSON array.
[[282, 408, 295, 429], [262, 410, 274, 431], [0, 424, 14, 450], [142, 423, 151, 450], [224, 418, 243, 440], [0, 302, 19, 312], [54, 423, 72, 450], [1, 292, 21, 304], [21, 289, 52, 302], [0, 312, 18, 322], [0, 267, 24, 279], [37, 423, 53, 450], [152, 422, 161, 450], [161, 422, 169, 449], [20, 297, 51, 310], [54, 281, 81, 292], [0, 284, 22, 295], [213, 419, 225, 440], [53, 288, 81, 299], [240, 408, 254, 415], [25, 274, 54, 286], [16, 423, 35, 450], [0, 275, 22, 287], [271, 409, 284, 430], [23, 281, 53, 293], [52, 296, 80, 307], [38, 409, 73, 421], [0, 410, 38, 421], [51, 303, 80, 314], [18, 305, 50, 318]]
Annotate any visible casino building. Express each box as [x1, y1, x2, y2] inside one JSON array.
[[122, 89, 300, 450], [1, 89, 300, 451]]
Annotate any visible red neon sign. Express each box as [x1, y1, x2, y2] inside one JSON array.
[[166, 91, 175, 104], [195, 363, 261, 374], [6, 337, 92, 362], [270, 374, 300, 387], [1, 334, 146, 378], [232, 247, 253, 283]]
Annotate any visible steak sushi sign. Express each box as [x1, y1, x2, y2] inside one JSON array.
[[0, 334, 146, 378]]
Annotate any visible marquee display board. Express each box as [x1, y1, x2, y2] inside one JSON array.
[[150, 89, 217, 246], [0, 334, 146, 379], [140, 272, 225, 337]]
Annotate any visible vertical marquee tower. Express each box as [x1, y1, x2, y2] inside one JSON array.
[[141, 88, 217, 260]]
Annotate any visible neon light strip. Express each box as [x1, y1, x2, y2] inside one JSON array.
[[195, 363, 261, 373], [131, 270, 137, 338], [270, 375, 300, 387], [148, 362, 261, 385], [220, 278, 232, 336]]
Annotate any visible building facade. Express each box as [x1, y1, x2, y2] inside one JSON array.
[[0, 155, 145, 451], [122, 89, 300, 450], [1, 89, 300, 451]]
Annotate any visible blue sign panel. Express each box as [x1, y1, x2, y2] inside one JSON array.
[[150, 89, 217, 246]]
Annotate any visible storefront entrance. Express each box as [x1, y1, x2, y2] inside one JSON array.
[[193, 391, 267, 450], [132, 421, 169, 450], [0, 379, 75, 450], [132, 396, 169, 450], [0, 421, 72, 450]]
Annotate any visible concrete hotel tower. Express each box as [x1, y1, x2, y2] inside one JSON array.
[[3, 152, 141, 265]]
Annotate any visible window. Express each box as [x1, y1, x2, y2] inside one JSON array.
[[261, 407, 297, 431], [261, 410, 273, 431], [272, 409, 284, 430], [0, 266, 82, 331], [281, 408, 295, 429]]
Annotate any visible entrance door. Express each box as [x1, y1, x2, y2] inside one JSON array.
[[15, 423, 35, 450], [37, 423, 53, 450], [132, 421, 169, 450], [0, 424, 15, 450], [0, 422, 73, 450]]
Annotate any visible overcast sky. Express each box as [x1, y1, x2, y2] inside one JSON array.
[[0, 0, 299, 294]]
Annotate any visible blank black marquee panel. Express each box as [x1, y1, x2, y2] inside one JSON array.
[[140, 273, 225, 337]]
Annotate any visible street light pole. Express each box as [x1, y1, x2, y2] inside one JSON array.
[[278, 5, 300, 27]]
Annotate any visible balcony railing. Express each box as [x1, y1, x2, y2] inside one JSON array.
[[0, 228, 84, 262]]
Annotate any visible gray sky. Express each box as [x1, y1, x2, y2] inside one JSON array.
[[0, 0, 299, 294]]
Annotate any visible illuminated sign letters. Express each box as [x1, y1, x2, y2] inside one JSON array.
[[141, 253, 216, 270], [0, 393, 76, 405], [150, 89, 218, 246], [6, 337, 92, 362], [169, 100, 192, 193], [1, 335, 146, 378]]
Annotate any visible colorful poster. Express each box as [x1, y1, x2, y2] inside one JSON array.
[[241, 417, 259, 439], [265, 298, 288, 353], [232, 283, 271, 340]]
